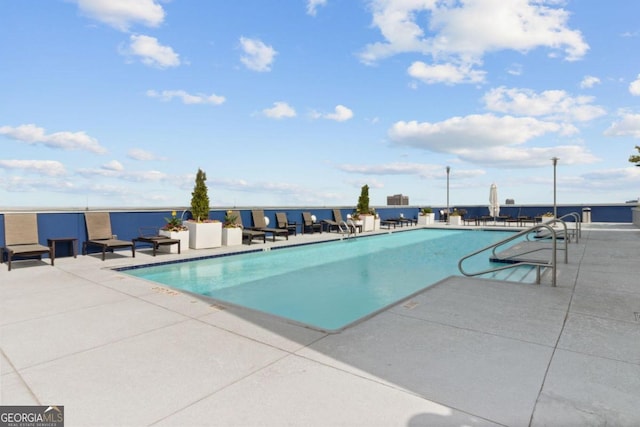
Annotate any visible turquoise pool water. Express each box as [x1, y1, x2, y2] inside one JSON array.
[[123, 229, 516, 331]]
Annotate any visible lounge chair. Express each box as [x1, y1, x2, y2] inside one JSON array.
[[132, 227, 181, 256], [301, 212, 323, 234], [324, 209, 361, 233], [321, 209, 344, 232], [275, 212, 297, 236], [1, 213, 53, 271], [230, 210, 266, 245], [251, 210, 289, 241], [82, 212, 135, 261]]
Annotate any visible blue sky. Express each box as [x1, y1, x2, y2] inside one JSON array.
[[2, 0, 640, 209]]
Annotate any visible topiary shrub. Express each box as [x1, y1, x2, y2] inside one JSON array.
[[190, 168, 210, 222]]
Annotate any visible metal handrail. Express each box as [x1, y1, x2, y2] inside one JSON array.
[[558, 212, 581, 241], [458, 223, 559, 287], [524, 219, 569, 264], [528, 214, 580, 244], [339, 220, 356, 238]]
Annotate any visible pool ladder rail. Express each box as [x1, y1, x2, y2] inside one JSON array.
[[458, 213, 580, 287], [338, 220, 357, 239]]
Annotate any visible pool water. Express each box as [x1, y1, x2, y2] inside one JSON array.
[[123, 229, 516, 331]]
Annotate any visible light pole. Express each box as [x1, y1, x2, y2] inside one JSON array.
[[446, 166, 451, 224], [551, 157, 558, 218]]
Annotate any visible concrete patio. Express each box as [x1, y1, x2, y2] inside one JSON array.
[[1, 223, 639, 426]]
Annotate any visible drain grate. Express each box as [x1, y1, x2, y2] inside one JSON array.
[[402, 301, 419, 310]]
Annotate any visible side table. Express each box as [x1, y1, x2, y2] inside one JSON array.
[[47, 237, 78, 263]]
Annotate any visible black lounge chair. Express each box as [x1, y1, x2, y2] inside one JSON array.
[[322, 209, 350, 232], [229, 210, 266, 245], [83, 212, 135, 261], [301, 212, 323, 234], [324, 209, 360, 233], [251, 210, 289, 241], [380, 219, 399, 229], [275, 212, 297, 236], [132, 227, 181, 256], [1, 213, 53, 271]]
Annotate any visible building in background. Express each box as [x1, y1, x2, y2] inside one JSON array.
[[387, 194, 409, 205]]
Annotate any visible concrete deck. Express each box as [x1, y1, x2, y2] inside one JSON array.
[[2, 223, 639, 426]]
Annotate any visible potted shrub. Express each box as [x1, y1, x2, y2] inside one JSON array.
[[418, 207, 435, 225], [356, 184, 375, 232], [159, 210, 189, 253], [449, 208, 463, 225], [185, 168, 222, 249], [541, 212, 555, 223], [222, 210, 242, 246]]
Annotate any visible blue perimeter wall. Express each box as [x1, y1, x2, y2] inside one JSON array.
[[0, 204, 636, 259]]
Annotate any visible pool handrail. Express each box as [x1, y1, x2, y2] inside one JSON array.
[[458, 223, 560, 287], [526, 214, 579, 244], [558, 212, 581, 241]]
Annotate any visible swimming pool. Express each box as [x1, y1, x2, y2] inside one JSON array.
[[122, 229, 517, 332]]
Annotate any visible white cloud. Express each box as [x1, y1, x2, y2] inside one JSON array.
[[311, 105, 354, 122], [604, 113, 640, 138], [338, 162, 485, 180], [629, 74, 640, 96], [74, 0, 165, 31], [0, 160, 67, 176], [77, 166, 168, 182], [123, 34, 180, 68], [102, 160, 124, 171], [127, 148, 164, 161], [0, 176, 78, 195], [262, 102, 296, 119], [581, 167, 640, 185], [408, 61, 486, 85], [580, 75, 601, 89], [239, 37, 277, 72], [306, 0, 327, 16], [146, 89, 225, 105], [456, 145, 599, 167], [339, 162, 430, 176], [359, 0, 588, 72], [388, 114, 578, 153], [483, 87, 606, 122], [0, 124, 107, 154], [208, 177, 343, 205], [507, 63, 523, 76]]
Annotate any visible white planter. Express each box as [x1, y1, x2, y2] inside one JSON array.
[[426, 213, 435, 224], [361, 214, 374, 232], [222, 227, 242, 246], [449, 215, 462, 225], [158, 229, 189, 253], [373, 217, 380, 231], [186, 221, 222, 249], [417, 213, 435, 226], [541, 216, 555, 223]]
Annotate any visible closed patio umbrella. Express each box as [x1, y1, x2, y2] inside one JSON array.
[[489, 183, 500, 223]]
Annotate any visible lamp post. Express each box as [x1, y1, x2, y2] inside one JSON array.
[[551, 157, 558, 218], [446, 165, 451, 224]]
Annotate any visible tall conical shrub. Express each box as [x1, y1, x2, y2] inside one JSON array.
[[190, 168, 210, 222], [357, 184, 370, 215]]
